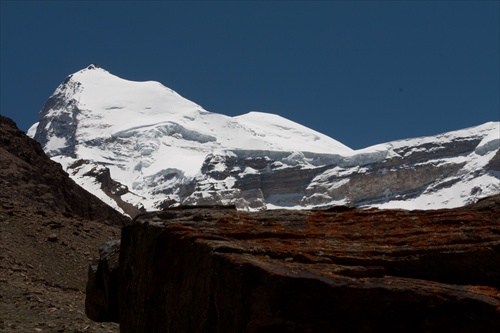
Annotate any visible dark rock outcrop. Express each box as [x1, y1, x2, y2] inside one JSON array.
[[86, 239, 121, 322], [0, 115, 129, 226], [68, 159, 141, 218], [87, 196, 500, 332]]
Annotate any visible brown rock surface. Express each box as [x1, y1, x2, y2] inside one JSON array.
[[94, 197, 500, 332]]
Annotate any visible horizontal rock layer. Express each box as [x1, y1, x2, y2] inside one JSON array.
[[87, 196, 500, 332]]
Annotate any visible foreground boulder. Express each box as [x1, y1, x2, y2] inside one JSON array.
[[87, 198, 500, 332]]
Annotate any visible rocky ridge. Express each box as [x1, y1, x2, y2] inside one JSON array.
[[88, 196, 500, 332], [0, 115, 129, 225]]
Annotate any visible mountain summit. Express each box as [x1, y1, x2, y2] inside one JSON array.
[[29, 66, 500, 215], [29, 65, 351, 157]]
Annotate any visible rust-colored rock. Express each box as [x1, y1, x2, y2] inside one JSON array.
[[88, 196, 500, 332]]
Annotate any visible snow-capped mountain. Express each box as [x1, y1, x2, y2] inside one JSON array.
[[29, 65, 500, 215]]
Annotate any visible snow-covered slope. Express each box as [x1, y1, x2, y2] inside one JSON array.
[[304, 122, 500, 210], [29, 65, 500, 215]]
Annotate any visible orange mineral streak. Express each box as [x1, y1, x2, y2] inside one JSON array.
[[115, 197, 500, 331], [156, 197, 499, 293]]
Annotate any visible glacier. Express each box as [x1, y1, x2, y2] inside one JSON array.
[[28, 65, 500, 216]]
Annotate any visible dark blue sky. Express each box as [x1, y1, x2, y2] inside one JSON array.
[[1, 1, 499, 149]]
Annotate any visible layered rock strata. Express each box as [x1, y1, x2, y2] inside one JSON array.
[[87, 196, 500, 332]]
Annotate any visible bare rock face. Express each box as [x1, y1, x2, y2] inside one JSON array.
[[87, 196, 500, 332]]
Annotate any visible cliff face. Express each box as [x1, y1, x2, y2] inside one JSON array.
[[87, 196, 500, 332], [155, 128, 500, 210]]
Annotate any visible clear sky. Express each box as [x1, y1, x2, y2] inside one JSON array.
[[1, 1, 499, 149]]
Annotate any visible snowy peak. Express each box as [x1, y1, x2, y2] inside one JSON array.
[[86, 63, 102, 70], [29, 66, 500, 214], [31, 65, 351, 157]]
